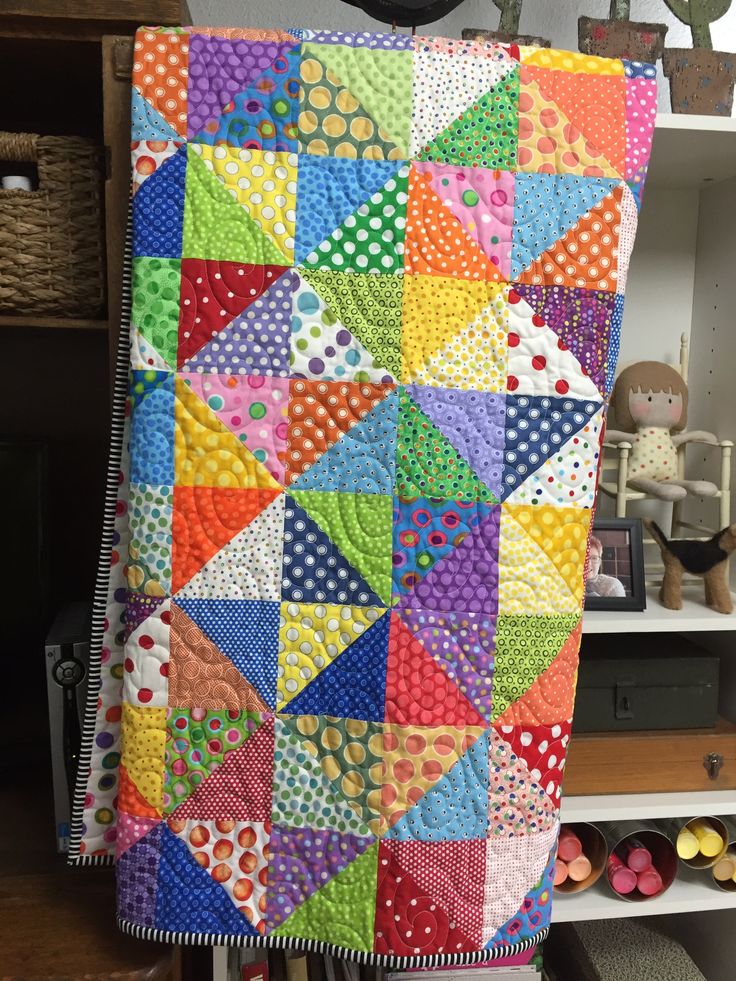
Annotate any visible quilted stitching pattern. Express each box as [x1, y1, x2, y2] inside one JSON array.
[[74, 25, 654, 965]]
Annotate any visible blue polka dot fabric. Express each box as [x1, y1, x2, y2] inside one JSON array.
[[511, 175, 618, 279], [174, 598, 280, 707], [284, 612, 389, 721], [130, 374, 175, 485], [131, 88, 181, 142], [290, 391, 398, 494], [282, 495, 383, 606], [386, 732, 490, 842], [295, 157, 404, 264], [501, 394, 599, 499], [607, 295, 625, 396], [194, 47, 301, 151], [133, 147, 186, 258], [156, 827, 257, 934]]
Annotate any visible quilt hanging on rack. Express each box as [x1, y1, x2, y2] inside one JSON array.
[[70, 25, 656, 965]]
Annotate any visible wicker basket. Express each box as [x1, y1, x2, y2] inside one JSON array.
[[0, 131, 106, 318]]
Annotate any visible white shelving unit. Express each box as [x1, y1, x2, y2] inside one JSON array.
[[647, 113, 736, 189], [583, 586, 736, 634], [213, 112, 736, 981], [560, 790, 736, 824], [557, 113, 736, 969], [553, 865, 736, 923]]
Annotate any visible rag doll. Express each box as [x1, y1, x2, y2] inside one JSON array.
[[607, 361, 718, 501], [645, 519, 736, 614]]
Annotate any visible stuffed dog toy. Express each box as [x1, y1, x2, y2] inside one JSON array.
[[645, 519, 736, 615]]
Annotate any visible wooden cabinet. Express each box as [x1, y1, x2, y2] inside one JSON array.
[[0, 5, 189, 979]]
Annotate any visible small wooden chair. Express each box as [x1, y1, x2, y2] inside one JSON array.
[[599, 334, 732, 543]]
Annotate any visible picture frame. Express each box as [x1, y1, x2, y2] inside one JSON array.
[[584, 517, 647, 612]]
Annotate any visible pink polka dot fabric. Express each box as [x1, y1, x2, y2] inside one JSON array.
[[414, 161, 515, 279], [181, 373, 289, 482]]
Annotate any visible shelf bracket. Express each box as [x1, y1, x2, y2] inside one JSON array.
[[703, 752, 724, 781]]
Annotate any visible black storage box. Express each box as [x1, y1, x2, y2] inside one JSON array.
[[573, 636, 719, 733]]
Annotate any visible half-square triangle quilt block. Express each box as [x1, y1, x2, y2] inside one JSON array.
[[78, 26, 655, 965]]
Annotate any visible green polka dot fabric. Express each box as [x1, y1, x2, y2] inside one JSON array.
[[72, 24, 654, 968], [417, 68, 520, 169], [272, 719, 372, 835], [128, 484, 173, 593], [303, 165, 409, 274], [131, 258, 181, 369], [396, 389, 500, 502], [298, 53, 404, 160], [300, 269, 403, 379], [303, 43, 413, 155], [182, 146, 289, 264]]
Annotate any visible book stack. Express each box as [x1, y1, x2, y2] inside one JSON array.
[[235, 950, 543, 981], [387, 958, 541, 981]]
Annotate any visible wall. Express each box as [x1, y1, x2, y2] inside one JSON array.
[[685, 175, 736, 533], [618, 186, 699, 368], [189, 0, 736, 113]]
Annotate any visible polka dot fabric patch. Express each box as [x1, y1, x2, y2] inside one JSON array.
[[299, 54, 404, 160], [93, 24, 653, 961], [132, 139, 184, 195], [190, 145, 298, 261], [133, 29, 189, 138], [186, 33, 299, 140]]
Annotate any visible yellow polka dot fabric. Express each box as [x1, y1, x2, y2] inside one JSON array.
[[174, 377, 281, 489], [521, 46, 625, 77], [277, 603, 387, 708], [191, 144, 298, 261], [120, 704, 167, 812]]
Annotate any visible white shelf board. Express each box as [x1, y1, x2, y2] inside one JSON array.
[[552, 864, 736, 922], [560, 790, 736, 823], [582, 585, 736, 634], [649, 113, 736, 189]]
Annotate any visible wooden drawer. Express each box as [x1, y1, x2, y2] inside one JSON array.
[[562, 717, 736, 795]]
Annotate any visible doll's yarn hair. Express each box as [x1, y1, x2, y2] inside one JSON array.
[[611, 361, 689, 433]]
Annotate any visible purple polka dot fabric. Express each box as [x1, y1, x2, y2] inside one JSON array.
[[187, 35, 296, 138]]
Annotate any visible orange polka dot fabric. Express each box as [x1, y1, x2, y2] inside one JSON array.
[[524, 65, 627, 177], [285, 380, 393, 483], [518, 185, 623, 291], [517, 69, 619, 178], [74, 26, 654, 967], [133, 29, 190, 138], [404, 166, 503, 281]]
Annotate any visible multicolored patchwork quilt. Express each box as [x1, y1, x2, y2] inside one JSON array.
[[70, 26, 655, 964]]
